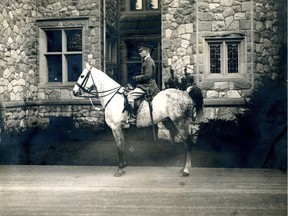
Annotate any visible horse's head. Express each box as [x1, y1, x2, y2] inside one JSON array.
[[73, 63, 95, 97]]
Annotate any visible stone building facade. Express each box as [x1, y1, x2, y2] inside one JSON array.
[[0, 0, 118, 131], [0, 0, 286, 133], [161, 0, 286, 119]]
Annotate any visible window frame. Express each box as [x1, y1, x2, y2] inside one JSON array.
[[124, 0, 160, 12], [204, 36, 246, 80], [36, 17, 89, 88]]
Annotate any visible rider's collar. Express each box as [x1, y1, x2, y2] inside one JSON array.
[[144, 54, 150, 61]]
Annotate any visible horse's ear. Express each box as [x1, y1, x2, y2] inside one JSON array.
[[85, 62, 91, 70]]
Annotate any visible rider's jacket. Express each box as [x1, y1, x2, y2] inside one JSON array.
[[133, 56, 159, 95]]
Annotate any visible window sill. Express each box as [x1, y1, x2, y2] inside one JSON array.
[[38, 83, 76, 89], [121, 11, 160, 16], [0, 99, 101, 108], [204, 98, 248, 107], [203, 75, 246, 82]]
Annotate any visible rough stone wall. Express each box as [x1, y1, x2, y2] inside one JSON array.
[[197, 0, 253, 102], [0, 0, 38, 102], [36, 0, 102, 101], [2, 104, 105, 132], [162, 0, 197, 84], [253, 0, 287, 83], [37, 0, 102, 67], [0, 0, 103, 103], [161, 0, 286, 120], [0, 0, 106, 132]]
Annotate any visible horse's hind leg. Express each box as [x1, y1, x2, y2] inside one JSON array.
[[112, 128, 127, 177], [174, 120, 192, 177]]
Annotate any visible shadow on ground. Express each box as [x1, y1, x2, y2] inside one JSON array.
[[0, 116, 286, 170]]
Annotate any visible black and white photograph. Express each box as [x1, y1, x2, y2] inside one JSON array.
[[0, 0, 287, 215]]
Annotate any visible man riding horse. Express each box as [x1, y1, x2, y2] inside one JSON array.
[[125, 43, 159, 125]]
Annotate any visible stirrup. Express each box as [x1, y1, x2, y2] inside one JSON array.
[[121, 116, 136, 125], [126, 116, 136, 125]]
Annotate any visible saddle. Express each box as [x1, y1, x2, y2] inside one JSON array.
[[122, 85, 159, 115]]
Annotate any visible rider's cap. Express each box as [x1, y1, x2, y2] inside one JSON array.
[[138, 43, 153, 52]]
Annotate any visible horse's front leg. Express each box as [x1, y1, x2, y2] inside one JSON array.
[[180, 138, 192, 177], [112, 128, 127, 177]]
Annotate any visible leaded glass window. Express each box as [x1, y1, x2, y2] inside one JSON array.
[[227, 44, 239, 73], [66, 30, 82, 52], [44, 28, 83, 83], [210, 44, 221, 74], [207, 40, 241, 76]]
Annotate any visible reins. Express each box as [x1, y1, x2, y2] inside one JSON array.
[[76, 68, 124, 109]]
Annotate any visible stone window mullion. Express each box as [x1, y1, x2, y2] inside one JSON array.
[[62, 29, 67, 84], [222, 41, 227, 75]]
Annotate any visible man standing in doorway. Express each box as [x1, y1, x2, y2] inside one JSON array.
[[125, 43, 159, 125]]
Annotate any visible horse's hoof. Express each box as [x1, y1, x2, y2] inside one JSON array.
[[180, 171, 189, 177], [114, 169, 126, 177], [180, 169, 190, 177]]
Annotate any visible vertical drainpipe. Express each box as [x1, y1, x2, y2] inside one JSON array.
[[103, 0, 106, 73]]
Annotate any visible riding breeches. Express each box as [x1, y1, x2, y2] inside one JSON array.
[[127, 87, 146, 103]]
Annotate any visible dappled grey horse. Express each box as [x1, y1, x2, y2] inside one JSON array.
[[73, 63, 203, 177]]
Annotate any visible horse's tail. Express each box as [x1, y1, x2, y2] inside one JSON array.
[[186, 85, 204, 123]]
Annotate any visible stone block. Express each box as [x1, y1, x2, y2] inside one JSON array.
[[219, 92, 227, 98], [212, 21, 225, 31], [232, 6, 241, 13], [227, 90, 241, 98], [214, 82, 229, 91], [234, 13, 245, 20], [204, 107, 217, 119], [222, 7, 235, 17], [185, 23, 193, 33], [198, 44, 203, 54], [228, 20, 240, 30], [198, 3, 208, 12], [242, 2, 251, 12], [215, 13, 224, 21], [162, 38, 170, 49], [198, 21, 211, 31], [225, 16, 234, 27], [220, 0, 233, 6], [240, 20, 251, 30], [204, 12, 214, 21], [183, 55, 190, 65], [255, 21, 265, 31], [207, 90, 219, 98], [198, 12, 204, 21], [3, 68, 11, 79], [181, 39, 190, 48], [199, 81, 214, 90], [177, 47, 186, 56], [61, 90, 72, 100], [209, 3, 220, 11], [181, 33, 191, 41], [165, 28, 172, 38], [198, 64, 205, 74]]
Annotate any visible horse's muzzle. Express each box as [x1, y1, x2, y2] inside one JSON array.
[[73, 90, 82, 97]]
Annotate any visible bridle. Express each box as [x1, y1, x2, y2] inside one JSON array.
[[75, 69, 95, 95], [75, 68, 123, 109]]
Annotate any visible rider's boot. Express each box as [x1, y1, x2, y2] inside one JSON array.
[[126, 101, 136, 125]]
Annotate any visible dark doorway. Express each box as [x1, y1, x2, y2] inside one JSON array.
[[124, 39, 162, 88]]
